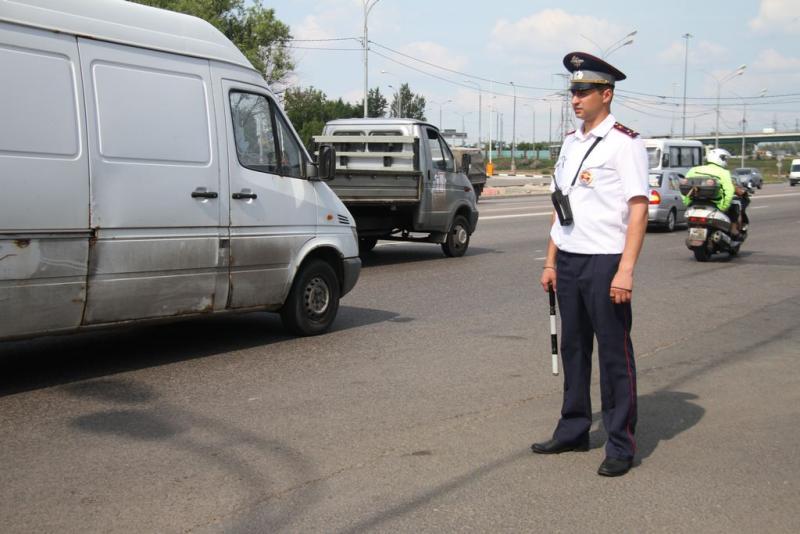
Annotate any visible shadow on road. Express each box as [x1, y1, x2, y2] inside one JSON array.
[[65, 377, 319, 532], [0, 305, 398, 397], [360, 246, 498, 268], [636, 390, 705, 461], [585, 390, 704, 461]]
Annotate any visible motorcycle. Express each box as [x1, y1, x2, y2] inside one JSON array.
[[679, 178, 751, 262]]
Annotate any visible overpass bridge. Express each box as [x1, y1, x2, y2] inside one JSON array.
[[653, 131, 800, 151]]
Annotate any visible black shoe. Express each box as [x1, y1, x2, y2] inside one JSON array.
[[531, 436, 589, 454], [597, 457, 633, 477]]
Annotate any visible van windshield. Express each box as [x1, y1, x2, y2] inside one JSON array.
[[792, 164, 800, 172], [646, 147, 661, 169]]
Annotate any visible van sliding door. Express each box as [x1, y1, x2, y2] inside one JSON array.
[[77, 39, 224, 323]]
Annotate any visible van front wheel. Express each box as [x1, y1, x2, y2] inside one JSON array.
[[280, 259, 340, 336]]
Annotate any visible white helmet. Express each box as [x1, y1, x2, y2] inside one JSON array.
[[707, 148, 731, 168]]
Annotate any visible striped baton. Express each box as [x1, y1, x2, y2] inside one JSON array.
[[548, 284, 559, 376]]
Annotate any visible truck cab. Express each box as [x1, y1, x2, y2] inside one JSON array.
[[315, 119, 479, 257]]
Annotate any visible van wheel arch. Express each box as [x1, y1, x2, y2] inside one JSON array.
[[281, 250, 343, 336]]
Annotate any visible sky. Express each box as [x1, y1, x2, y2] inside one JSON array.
[[262, 0, 800, 144]]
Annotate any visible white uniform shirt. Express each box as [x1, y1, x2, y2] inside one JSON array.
[[549, 114, 649, 254]]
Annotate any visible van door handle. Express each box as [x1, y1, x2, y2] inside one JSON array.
[[232, 192, 258, 200], [191, 190, 218, 199]]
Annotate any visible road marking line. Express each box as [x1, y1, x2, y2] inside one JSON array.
[[482, 211, 552, 220], [376, 241, 429, 248], [751, 192, 800, 200], [750, 205, 769, 209], [480, 206, 549, 214]]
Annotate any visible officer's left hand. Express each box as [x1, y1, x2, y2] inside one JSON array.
[[610, 271, 633, 304]]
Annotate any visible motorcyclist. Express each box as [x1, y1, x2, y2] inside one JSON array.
[[682, 148, 743, 238]]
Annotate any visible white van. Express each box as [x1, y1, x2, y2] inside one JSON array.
[[0, 0, 360, 339], [644, 139, 704, 174], [789, 159, 800, 186]]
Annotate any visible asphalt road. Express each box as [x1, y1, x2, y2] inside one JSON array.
[[2, 183, 799, 533]]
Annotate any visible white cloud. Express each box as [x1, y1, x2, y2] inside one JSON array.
[[752, 49, 800, 71], [749, 0, 800, 33], [488, 9, 625, 58], [399, 42, 468, 73], [659, 40, 727, 65], [292, 14, 338, 42]]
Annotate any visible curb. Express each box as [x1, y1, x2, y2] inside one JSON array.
[[481, 184, 551, 197]]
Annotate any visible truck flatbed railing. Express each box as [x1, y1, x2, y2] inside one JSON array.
[[313, 134, 421, 202], [313, 135, 419, 172]]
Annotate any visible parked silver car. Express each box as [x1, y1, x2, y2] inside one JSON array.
[[732, 167, 763, 189], [648, 171, 687, 232]]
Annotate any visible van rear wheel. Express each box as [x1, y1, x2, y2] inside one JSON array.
[[442, 215, 470, 257], [280, 259, 340, 336]]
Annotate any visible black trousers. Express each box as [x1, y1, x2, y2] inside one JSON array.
[[553, 251, 638, 460]]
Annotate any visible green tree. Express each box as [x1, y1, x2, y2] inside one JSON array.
[[354, 87, 389, 118], [130, 0, 294, 89], [283, 87, 362, 147], [389, 83, 426, 120]]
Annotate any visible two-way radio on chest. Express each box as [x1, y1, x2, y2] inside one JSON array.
[[551, 135, 604, 226]]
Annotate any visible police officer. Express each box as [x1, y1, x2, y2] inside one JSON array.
[[531, 52, 649, 477]]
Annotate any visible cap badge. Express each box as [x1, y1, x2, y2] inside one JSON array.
[[574, 71, 584, 80], [570, 55, 584, 68]]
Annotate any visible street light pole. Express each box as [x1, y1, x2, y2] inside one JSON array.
[[580, 30, 636, 58], [510, 81, 517, 173], [523, 103, 537, 160], [488, 88, 494, 165], [681, 33, 692, 138], [454, 111, 471, 146], [671, 82, 678, 137], [713, 65, 746, 148], [387, 84, 399, 117], [739, 89, 767, 168], [381, 70, 402, 117], [463, 80, 482, 149], [429, 99, 452, 131], [362, 0, 382, 118]]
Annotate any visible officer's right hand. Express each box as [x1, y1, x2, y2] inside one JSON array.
[[540, 267, 557, 293]]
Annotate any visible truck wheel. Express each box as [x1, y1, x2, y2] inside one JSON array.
[[693, 246, 711, 262], [441, 215, 470, 258], [359, 237, 378, 255], [280, 259, 340, 336]]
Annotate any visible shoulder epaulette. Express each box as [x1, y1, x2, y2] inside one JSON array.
[[613, 122, 639, 138]]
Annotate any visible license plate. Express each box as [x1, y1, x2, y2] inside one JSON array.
[[689, 227, 707, 240]]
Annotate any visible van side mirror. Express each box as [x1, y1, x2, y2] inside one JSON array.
[[461, 153, 471, 173], [662, 153, 669, 167], [318, 144, 336, 181]]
